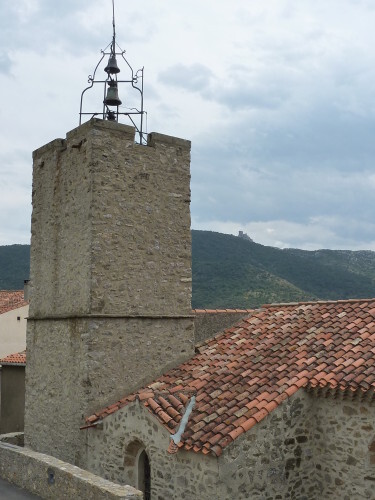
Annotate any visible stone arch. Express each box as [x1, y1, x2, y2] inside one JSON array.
[[124, 439, 151, 499]]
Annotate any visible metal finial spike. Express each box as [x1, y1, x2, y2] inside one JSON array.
[[79, 0, 146, 144], [112, 0, 116, 48]]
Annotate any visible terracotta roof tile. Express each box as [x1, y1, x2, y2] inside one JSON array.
[[85, 298, 375, 456], [0, 291, 28, 315], [193, 309, 253, 314], [0, 350, 26, 365]]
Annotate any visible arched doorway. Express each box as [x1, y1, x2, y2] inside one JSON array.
[[124, 440, 151, 498], [137, 449, 151, 500]]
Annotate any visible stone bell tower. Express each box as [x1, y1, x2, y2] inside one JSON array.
[[24, 119, 194, 465]]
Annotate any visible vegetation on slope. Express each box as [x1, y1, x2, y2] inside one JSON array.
[[0, 245, 30, 290], [1, 233, 375, 309], [192, 230, 375, 309]]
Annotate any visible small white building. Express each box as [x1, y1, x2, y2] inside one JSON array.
[[0, 291, 28, 358]]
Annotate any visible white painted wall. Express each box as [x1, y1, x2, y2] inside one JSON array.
[[0, 305, 28, 358]]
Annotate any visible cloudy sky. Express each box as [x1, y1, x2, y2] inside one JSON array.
[[1, 0, 375, 250]]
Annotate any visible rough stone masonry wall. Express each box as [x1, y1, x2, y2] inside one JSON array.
[[25, 319, 88, 465], [88, 125, 193, 316], [311, 393, 375, 500], [85, 400, 220, 500], [28, 119, 193, 317], [0, 365, 25, 434], [217, 390, 318, 500], [25, 119, 195, 467], [25, 317, 193, 465], [85, 391, 319, 500], [194, 311, 251, 345], [28, 135, 92, 317], [0, 441, 142, 499]]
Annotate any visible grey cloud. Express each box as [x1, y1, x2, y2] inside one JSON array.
[[247, 104, 375, 171], [190, 93, 375, 245], [258, 104, 375, 171], [0, 2, 101, 55], [192, 139, 374, 224], [309, 216, 375, 243], [191, 216, 375, 251], [159, 61, 291, 111], [2, 0, 375, 251], [37, 0, 87, 16], [0, 149, 31, 188], [0, 1, 151, 57], [203, 60, 296, 111], [158, 63, 213, 92], [0, 52, 11, 75], [0, 148, 31, 245], [204, 82, 289, 111]]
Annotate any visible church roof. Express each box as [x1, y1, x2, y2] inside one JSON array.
[[85, 298, 375, 457], [0, 290, 28, 314], [193, 308, 253, 314], [0, 350, 26, 366]]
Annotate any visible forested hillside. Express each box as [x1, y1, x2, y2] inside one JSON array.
[[1, 233, 375, 309], [0, 245, 30, 290], [191, 231, 375, 308]]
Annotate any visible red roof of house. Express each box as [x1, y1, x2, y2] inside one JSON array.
[[0, 291, 28, 314], [85, 299, 375, 457], [0, 350, 26, 365]]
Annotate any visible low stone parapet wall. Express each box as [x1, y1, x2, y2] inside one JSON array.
[[0, 431, 24, 446], [0, 441, 142, 499], [194, 310, 252, 344]]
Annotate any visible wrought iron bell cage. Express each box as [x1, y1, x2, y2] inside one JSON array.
[[79, 1, 146, 144]]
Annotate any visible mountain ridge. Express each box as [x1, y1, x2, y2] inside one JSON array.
[[1, 231, 375, 309], [191, 230, 375, 308]]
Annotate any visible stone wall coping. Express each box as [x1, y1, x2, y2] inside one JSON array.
[[66, 118, 136, 142], [28, 313, 195, 321], [0, 442, 142, 499], [32, 138, 65, 159], [147, 131, 191, 150], [0, 432, 24, 446], [33, 119, 191, 158], [0, 361, 26, 367]]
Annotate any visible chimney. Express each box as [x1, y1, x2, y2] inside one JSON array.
[[23, 279, 30, 302]]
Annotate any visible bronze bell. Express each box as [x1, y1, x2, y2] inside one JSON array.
[[104, 80, 122, 107], [104, 55, 120, 74]]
